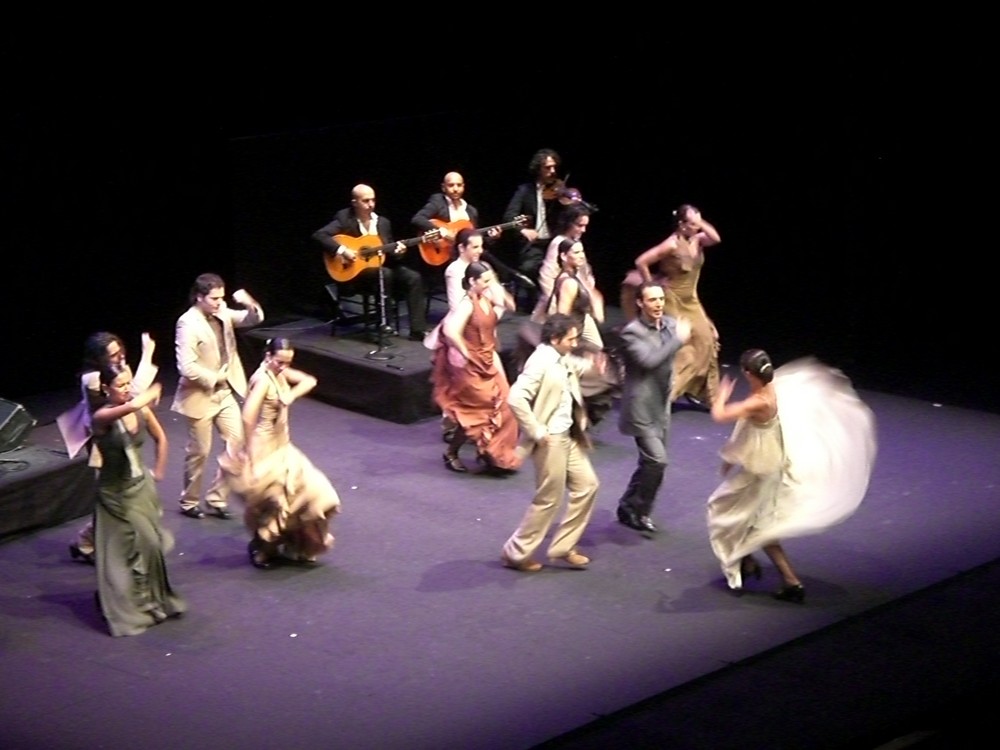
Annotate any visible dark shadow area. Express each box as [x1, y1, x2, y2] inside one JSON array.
[[2, 35, 989, 413]]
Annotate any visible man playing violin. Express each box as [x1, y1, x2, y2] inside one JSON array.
[[502, 148, 565, 284], [312, 183, 430, 341]]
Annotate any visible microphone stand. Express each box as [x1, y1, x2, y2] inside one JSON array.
[[482, 250, 536, 291], [365, 249, 396, 362]]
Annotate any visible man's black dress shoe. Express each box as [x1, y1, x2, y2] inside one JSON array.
[[69, 544, 95, 565], [773, 584, 805, 604], [209, 507, 233, 520], [408, 330, 428, 342], [616, 507, 645, 531], [684, 394, 710, 412], [180, 507, 205, 519], [638, 515, 658, 533]]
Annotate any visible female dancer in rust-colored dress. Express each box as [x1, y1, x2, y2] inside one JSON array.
[[433, 261, 521, 475]]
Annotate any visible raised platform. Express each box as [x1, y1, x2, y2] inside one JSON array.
[[240, 308, 627, 424], [240, 317, 447, 424], [0, 440, 94, 542]]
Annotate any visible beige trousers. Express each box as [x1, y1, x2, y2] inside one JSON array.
[[502, 432, 599, 562], [179, 391, 243, 510]]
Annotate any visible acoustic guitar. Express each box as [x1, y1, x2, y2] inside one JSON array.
[[324, 230, 441, 283], [418, 215, 529, 266]]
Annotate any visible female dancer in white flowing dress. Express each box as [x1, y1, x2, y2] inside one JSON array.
[[707, 349, 877, 602]]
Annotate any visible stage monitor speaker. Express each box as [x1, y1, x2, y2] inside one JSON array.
[[0, 398, 36, 453]]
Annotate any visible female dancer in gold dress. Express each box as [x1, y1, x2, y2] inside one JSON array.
[[621, 204, 722, 406], [220, 338, 341, 569]]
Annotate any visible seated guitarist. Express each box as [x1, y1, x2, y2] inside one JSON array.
[[412, 171, 528, 287], [411, 171, 480, 243], [313, 184, 429, 341]]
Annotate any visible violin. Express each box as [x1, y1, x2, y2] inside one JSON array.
[[542, 177, 599, 212], [541, 177, 566, 201]]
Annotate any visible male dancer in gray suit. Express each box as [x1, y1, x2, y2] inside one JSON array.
[[616, 282, 691, 533], [172, 273, 263, 519], [501, 314, 599, 572]]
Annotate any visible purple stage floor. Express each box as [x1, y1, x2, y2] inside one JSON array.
[[1, 372, 999, 749]]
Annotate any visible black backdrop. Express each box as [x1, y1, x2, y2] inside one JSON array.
[[2, 34, 985, 411]]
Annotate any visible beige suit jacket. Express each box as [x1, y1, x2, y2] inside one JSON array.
[[171, 301, 264, 419], [508, 343, 591, 451]]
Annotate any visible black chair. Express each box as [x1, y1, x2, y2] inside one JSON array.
[[422, 267, 450, 323], [325, 283, 399, 338]]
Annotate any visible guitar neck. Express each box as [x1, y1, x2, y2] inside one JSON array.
[[358, 243, 395, 260], [482, 216, 528, 235], [361, 233, 432, 258], [493, 220, 523, 232]]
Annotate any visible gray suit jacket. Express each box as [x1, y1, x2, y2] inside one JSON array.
[[617, 316, 684, 437], [171, 301, 264, 419]]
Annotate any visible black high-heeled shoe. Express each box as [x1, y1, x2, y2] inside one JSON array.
[[443, 452, 467, 473], [741, 555, 762, 581], [248, 539, 274, 570], [70, 544, 96, 565], [773, 584, 805, 604], [476, 453, 515, 476]]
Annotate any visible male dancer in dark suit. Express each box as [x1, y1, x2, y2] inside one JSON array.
[[616, 282, 691, 533], [313, 183, 429, 341]]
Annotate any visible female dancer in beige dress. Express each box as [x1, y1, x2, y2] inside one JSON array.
[[434, 262, 521, 475], [220, 338, 341, 569], [63, 331, 157, 564], [707, 349, 876, 602], [621, 204, 721, 406], [91, 365, 185, 635], [541, 239, 616, 425]]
